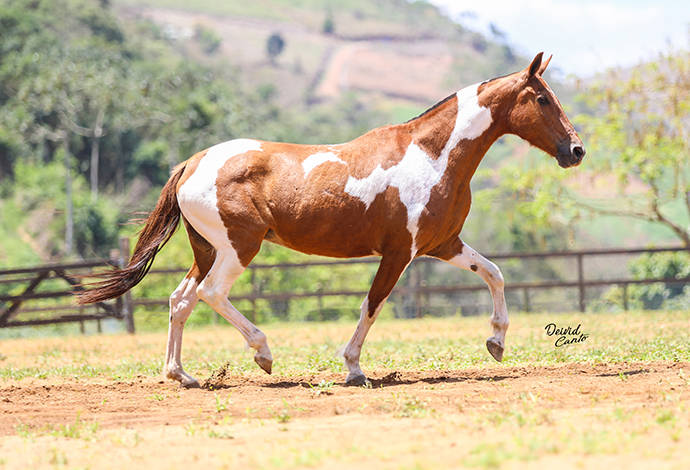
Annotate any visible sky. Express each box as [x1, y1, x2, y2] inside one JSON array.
[[428, 0, 689, 77]]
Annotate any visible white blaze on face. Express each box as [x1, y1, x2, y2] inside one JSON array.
[[302, 151, 346, 178], [344, 83, 492, 257], [178, 138, 262, 248]]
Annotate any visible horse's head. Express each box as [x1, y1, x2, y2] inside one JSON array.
[[505, 53, 585, 168]]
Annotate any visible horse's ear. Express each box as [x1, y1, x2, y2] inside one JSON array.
[[527, 52, 544, 77], [538, 54, 553, 76]]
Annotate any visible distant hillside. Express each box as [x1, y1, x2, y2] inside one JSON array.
[[114, 0, 526, 119], [1, 0, 604, 268]]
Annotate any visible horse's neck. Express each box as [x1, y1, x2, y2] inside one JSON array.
[[408, 82, 506, 188]]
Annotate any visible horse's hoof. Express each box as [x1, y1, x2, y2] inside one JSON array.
[[254, 353, 273, 375], [486, 338, 504, 362], [181, 378, 201, 389], [166, 369, 200, 388], [345, 373, 369, 387]]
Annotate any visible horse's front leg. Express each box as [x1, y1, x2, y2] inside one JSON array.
[[342, 254, 411, 385], [431, 236, 508, 361]]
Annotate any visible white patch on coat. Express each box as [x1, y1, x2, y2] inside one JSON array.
[[178, 139, 261, 250], [441, 83, 493, 156], [344, 83, 492, 256], [302, 151, 346, 177]]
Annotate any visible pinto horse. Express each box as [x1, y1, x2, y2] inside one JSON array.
[[79, 53, 584, 387]]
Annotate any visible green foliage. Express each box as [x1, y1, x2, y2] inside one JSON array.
[[470, 141, 575, 253], [0, 0, 387, 263], [72, 192, 123, 258], [591, 252, 690, 312], [4, 158, 122, 258], [570, 50, 690, 246], [628, 252, 690, 309], [130, 140, 170, 185], [469, 49, 690, 254], [0, 0, 540, 268]]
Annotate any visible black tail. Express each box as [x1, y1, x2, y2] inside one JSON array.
[[78, 163, 186, 304]]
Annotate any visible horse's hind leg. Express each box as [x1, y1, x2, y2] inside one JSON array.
[[196, 239, 273, 374], [164, 220, 215, 387], [164, 267, 201, 387]]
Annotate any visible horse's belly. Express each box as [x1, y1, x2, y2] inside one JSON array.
[[262, 184, 379, 257]]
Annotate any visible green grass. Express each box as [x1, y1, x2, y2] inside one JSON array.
[[1, 310, 688, 381], [15, 415, 100, 441]]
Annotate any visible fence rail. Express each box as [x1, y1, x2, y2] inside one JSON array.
[[137, 245, 690, 317], [1, 240, 688, 332], [0, 238, 134, 332]]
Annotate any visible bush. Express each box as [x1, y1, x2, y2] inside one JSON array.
[[628, 251, 690, 309], [194, 24, 221, 55]]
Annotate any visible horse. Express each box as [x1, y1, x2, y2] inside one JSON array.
[[78, 53, 585, 387]]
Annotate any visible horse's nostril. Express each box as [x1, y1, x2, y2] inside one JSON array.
[[572, 145, 585, 159]]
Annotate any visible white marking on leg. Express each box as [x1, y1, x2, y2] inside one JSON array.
[[196, 246, 272, 366], [342, 259, 410, 380], [165, 276, 199, 385], [302, 151, 346, 177], [343, 83, 491, 257], [342, 297, 387, 380], [445, 240, 508, 344]]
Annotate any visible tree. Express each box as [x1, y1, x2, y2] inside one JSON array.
[[571, 49, 689, 246], [322, 11, 335, 35], [266, 33, 285, 65], [476, 49, 690, 251]]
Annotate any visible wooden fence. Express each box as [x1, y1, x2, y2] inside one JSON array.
[[1, 241, 688, 332], [0, 238, 134, 332], [138, 246, 690, 318]]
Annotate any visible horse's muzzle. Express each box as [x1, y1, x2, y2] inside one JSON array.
[[556, 142, 586, 168]]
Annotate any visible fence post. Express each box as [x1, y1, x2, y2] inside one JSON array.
[[523, 287, 531, 312], [577, 253, 585, 312], [414, 263, 422, 318], [249, 269, 258, 323], [119, 236, 135, 334], [622, 283, 629, 310], [317, 287, 324, 320]]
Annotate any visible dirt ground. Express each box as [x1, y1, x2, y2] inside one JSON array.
[[2, 361, 689, 469], [2, 313, 689, 468], [0, 361, 684, 433]]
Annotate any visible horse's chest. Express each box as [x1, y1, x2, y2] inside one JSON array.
[[416, 184, 471, 244]]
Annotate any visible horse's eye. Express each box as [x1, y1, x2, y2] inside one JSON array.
[[537, 95, 549, 105]]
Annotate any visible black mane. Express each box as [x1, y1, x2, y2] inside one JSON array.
[[405, 92, 456, 123], [406, 71, 517, 124]]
